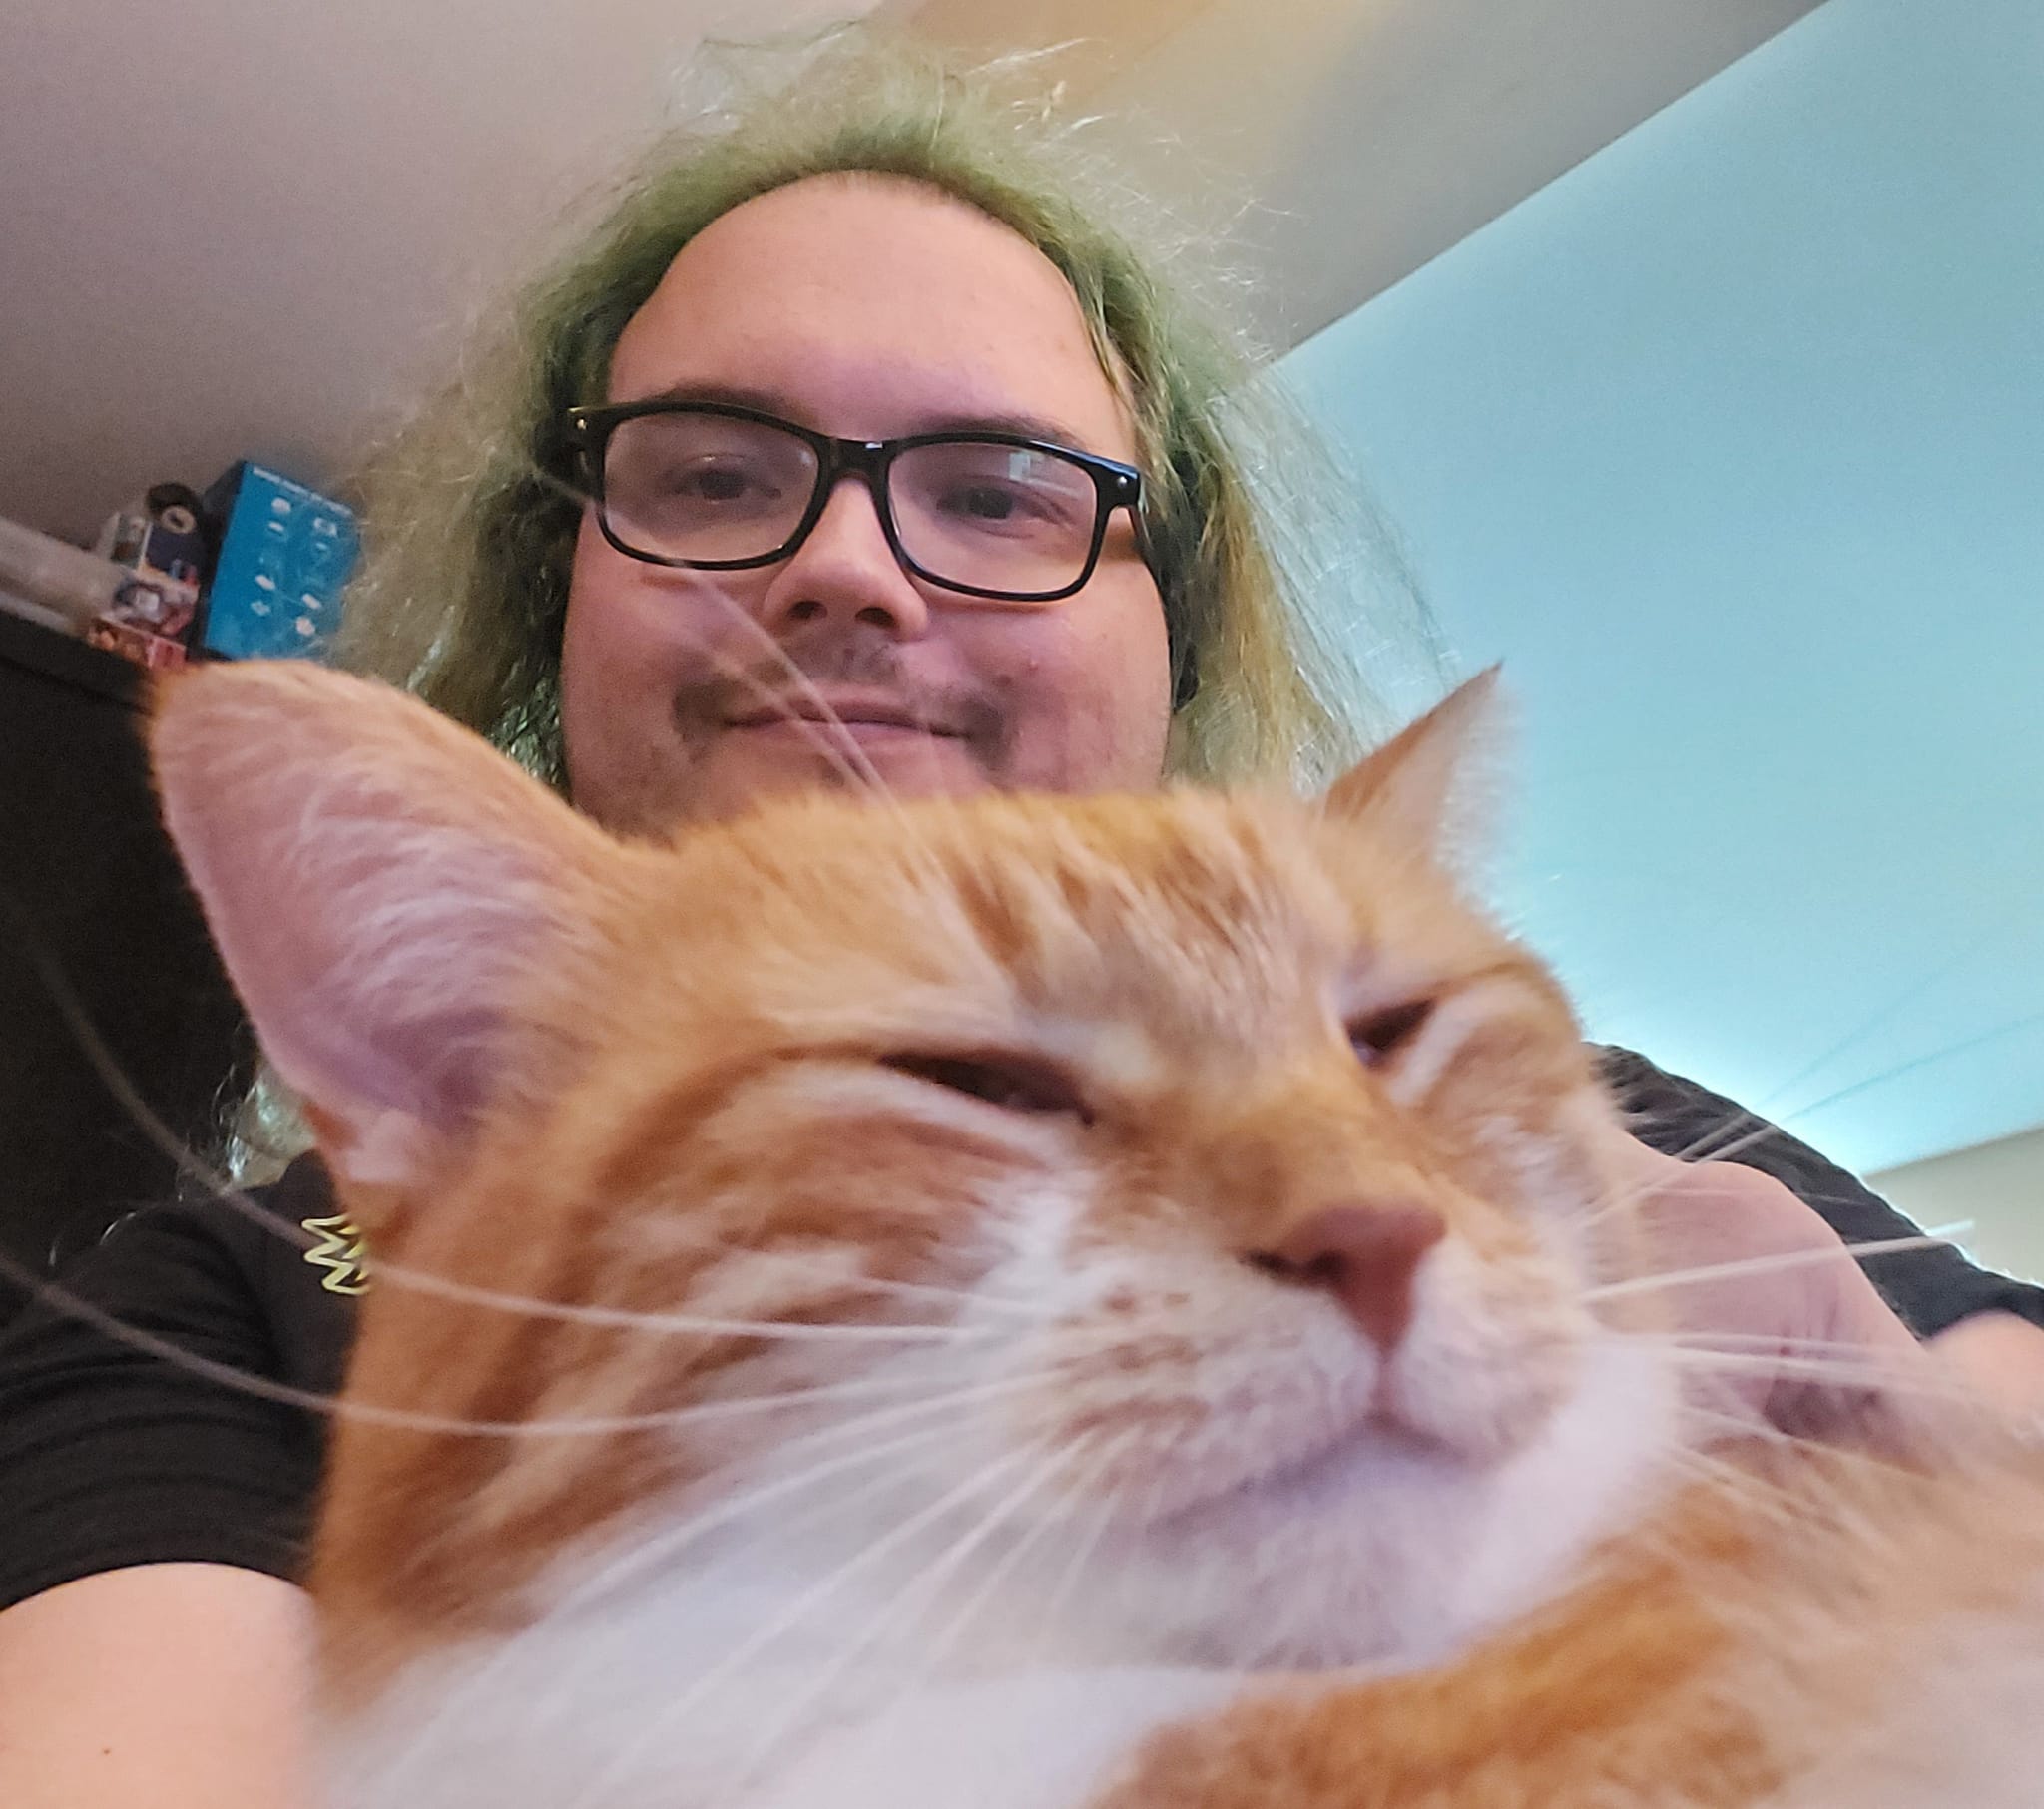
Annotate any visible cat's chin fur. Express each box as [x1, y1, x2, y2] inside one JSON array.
[[1116, 1324, 1681, 1669], [322, 1331, 1679, 1808]]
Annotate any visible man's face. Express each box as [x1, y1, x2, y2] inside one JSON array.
[[556, 174, 1174, 834]]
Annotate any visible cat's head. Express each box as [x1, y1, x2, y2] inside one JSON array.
[[152, 664, 1674, 1693]]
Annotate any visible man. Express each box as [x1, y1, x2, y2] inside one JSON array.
[[4, 34, 2039, 1808]]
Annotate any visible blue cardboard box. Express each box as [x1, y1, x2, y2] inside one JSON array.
[[199, 463, 358, 661]]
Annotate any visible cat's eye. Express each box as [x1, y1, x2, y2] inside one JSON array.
[[879, 1051, 1092, 1123], [1345, 999, 1435, 1066]]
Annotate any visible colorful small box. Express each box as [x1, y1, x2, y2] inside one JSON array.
[[199, 463, 358, 661], [85, 616, 191, 670]]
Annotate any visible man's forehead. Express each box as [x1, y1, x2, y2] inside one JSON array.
[[606, 176, 1139, 459]]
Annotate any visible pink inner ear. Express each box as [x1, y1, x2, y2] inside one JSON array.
[[241, 893, 539, 1138], [152, 664, 620, 1177]]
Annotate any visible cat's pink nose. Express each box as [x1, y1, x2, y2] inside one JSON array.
[[1248, 1203, 1445, 1352]]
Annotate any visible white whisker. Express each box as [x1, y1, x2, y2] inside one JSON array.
[[351, 1260, 1001, 1344], [665, 580, 963, 897], [23, 806, 991, 1344], [1657, 1445, 1808, 1530], [380, 1418, 963, 1793], [917, 1431, 1122, 1669], [1652, 1329, 1930, 1356], [1677, 1405, 1916, 1478], [716, 1434, 1092, 1801], [1028, 1435, 1136, 1662], [1584, 1231, 1961, 1303], [672, 572, 986, 905], [375, 1385, 1051, 1792], [677, 577, 893, 799], [1619, 1013, 2044, 1180], [553, 1367, 1063, 1618], [516, 468, 897, 808], [1657, 1347, 1973, 1401], [567, 1442, 1044, 1809], [0, 1239, 1041, 1445]]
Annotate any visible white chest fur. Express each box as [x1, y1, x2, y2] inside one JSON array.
[[321, 1554, 1233, 1809], [323, 1334, 1680, 1808]]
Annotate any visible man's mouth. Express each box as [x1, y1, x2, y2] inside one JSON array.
[[722, 692, 965, 738]]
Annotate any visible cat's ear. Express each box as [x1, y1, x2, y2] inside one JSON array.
[[1322, 666, 1507, 865], [152, 664, 624, 1191]]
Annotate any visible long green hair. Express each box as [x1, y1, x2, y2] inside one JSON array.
[[232, 29, 1441, 1178], [333, 28, 1435, 791]]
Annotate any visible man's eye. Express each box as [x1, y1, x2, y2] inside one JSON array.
[[670, 462, 766, 502], [1346, 1000, 1435, 1066], [941, 482, 1030, 524], [690, 466, 752, 501], [648, 458, 774, 505], [880, 1051, 1092, 1122]]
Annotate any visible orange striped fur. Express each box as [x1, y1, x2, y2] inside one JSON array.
[[149, 663, 2044, 1808]]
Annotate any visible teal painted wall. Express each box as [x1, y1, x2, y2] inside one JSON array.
[[1284, 0, 2043, 1172]]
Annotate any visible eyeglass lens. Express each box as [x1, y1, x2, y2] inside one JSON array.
[[599, 411, 1105, 597]]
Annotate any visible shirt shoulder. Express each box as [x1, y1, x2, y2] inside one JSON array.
[[1595, 1045, 2044, 1339], [0, 1158, 357, 1609]]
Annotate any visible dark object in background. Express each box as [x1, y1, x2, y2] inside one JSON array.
[[96, 482, 214, 599], [0, 611, 247, 1323]]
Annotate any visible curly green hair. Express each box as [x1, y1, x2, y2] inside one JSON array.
[[332, 28, 1433, 793], [229, 30, 1439, 1178]]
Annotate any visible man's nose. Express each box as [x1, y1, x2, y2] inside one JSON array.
[[757, 475, 931, 639]]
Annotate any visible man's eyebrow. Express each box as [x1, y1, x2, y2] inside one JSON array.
[[915, 407, 1104, 453], [620, 380, 1105, 455]]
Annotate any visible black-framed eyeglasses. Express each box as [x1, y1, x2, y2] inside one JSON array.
[[561, 399, 1148, 605]]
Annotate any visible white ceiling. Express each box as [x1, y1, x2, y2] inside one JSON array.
[[0, 0, 1817, 543]]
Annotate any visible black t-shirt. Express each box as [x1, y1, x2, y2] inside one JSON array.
[[2, 1049, 2039, 1612]]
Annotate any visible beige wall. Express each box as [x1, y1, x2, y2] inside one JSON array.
[[1871, 1127, 2044, 1286]]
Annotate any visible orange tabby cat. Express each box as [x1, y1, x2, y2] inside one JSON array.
[[151, 662, 2042, 1809]]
